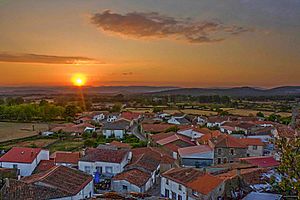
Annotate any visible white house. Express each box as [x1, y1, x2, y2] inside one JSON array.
[[79, 148, 131, 177], [206, 117, 229, 128], [102, 119, 131, 139], [112, 169, 152, 193], [106, 113, 120, 122], [168, 116, 191, 125], [0, 147, 49, 176], [161, 168, 224, 200]]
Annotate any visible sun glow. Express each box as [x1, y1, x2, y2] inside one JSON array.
[[71, 73, 86, 87]]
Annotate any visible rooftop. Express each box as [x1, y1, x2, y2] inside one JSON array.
[[80, 148, 129, 163], [0, 147, 43, 163], [51, 151, 80, 164], [113, 169, 151, 187], [178, 145, 212, 157], [240, 156, 279, 168]]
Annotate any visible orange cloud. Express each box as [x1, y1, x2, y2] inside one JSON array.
[[0, 53, 103, 65], [91, 10, 251, 44]]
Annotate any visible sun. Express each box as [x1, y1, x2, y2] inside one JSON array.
[[71, 73, 86, 87]]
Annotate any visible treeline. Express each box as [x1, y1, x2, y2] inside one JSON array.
[[0, 98, 80, 122]]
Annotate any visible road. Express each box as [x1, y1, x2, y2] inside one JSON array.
[[131, 123, 147, 142]]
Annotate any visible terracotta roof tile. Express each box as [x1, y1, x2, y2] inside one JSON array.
[[239, 156, 279, 168], [178, 145, 212, 157], [113, 169, 151, 187], [239, 138, 264, 146], [187, 173, 223, 195], [0, 147, 43, 163], [80, 148, 129, 163], [51, 151, 80, 164]]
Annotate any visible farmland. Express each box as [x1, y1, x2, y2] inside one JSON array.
[[0, 122, 49, 142]]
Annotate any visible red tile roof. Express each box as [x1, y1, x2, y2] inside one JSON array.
[[109, 140, 132, 149], [131, 147, 175, 165], [275, 125, 297, 138], [162, 168, 204, 185], [112, 169, 151, 187], [51, 151, 80, 164], [22, 165, 92, 196], [239, 138, 264, 146], [35, 160, 55, 173], [187, 173, 223, 195], [80, 148, 129, 163], [197, 131, 222, 144], [142, 123, 174, 133], [0, 147, 43, 163], [210, 134, 247, 148], [150, 131, 176, 142], [121, 112, 141, 120], [127, 153, 160, 172], [239, 156, 279, 168], [178, 145, 212, 157], [156, 134, 195, 146]]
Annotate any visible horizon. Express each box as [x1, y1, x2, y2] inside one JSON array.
[[1, 0, 300, 87]]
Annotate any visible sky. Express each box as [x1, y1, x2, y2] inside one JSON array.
[[0, 0, 299, 88]]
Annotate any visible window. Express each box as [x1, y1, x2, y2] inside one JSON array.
[[84, 166, 91, 173], [178, 194, 182, 200], [105, 166, 113, 173], [230, 149, 235, 155], [253, 145, 258, 150], [217, 158, 222, 164], [165, 189, 169, 198], [166, 179, 169, 185], [96, 166, 102, 173], [12, 164, 18, 169], [178, 184, 182, 191], [223, 158, 228, 164], [122, 185, 128, 191], [172, 191, 176, 200], [217, 148, 222, 155]]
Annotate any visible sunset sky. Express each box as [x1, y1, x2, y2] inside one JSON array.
[[0, 0, 299, 87]]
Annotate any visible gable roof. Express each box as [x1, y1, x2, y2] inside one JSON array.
[[210, 134, 247, 148], [178, 145, 212, 157], [0, 147, 43, 163], [51, 151, 80, 164], [113, 169, 151, 187], [239, 138, 264, 146], [127, 153, 160, 172], [156, 134, 195, 146], [22, 165, 92, 196], [121, 112, 141, 120], [142, 123, 174, 133], [109, 140, 132, 149], [131, 147, 175, 165], [239, 156, 279, 168], [162, 168, 204, 185], [150, 131, 176, 142], [197, 131, 222, 144], [187, 173, 223, 195], [102, 119, 130, 130], [34, 160, 55, 173], [80, 148, 129, 163]]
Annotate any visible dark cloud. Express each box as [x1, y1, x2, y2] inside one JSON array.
[[91, 10, 251, 44], [0, 53, 103, 64]]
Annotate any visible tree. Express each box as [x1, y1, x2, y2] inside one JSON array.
[[256, 111, 265, 118], [153, 107, 164, 113], [111, 103, 122, 113], [271, 137, 300, 199], [165, 126, 179, 133], [63, 105, 78, 119]]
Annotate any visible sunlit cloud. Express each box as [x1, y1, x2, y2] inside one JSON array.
[[0, 53, 104, 65], [91, 10, 252, 44]]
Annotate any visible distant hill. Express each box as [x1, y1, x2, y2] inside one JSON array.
[[149, 86, 300, 97]]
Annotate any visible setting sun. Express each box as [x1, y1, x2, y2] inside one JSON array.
[[71, 73, 86, 87]]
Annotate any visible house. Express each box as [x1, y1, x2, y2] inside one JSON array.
[[50, 123, 95, 135], [209, 134, 247, 165], [102, 119, 131, 139], [178, 145, 213, 168], [0, 147, 49, 176], [168, 115, 191, 125], [161, 168, 224, 200], [194, 116, 207, 126], [235, 122, 257, 134], [156, 134, 196, 159], [50, 151, 81, 167], [79, 148, 131, 178], [113, 152, 161, 193], [121, 112, 142, 125], [92, 112, 107, 122], [239, 138, 264, 157], [206, 116, 229, 128], [220, 125, 236, 134], [109, 140, 132, 149], [1, 165, 93, 200], [112, 169, 153, 193]]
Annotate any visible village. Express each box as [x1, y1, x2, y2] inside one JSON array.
[[0, 103, 299, 200]]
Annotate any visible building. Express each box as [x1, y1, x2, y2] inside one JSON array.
[[161, 168, 224, 200], [0, 147, 49, 176], [239, 138, 264, 157], [206, 116, 229, 128], [1, 165, 93, 200], [168, 115, 191, 125], [178, 145, 213, 168], [239, 156, 279, 168], [177, 127, 206, 140], [102, 119, 131, 139], [112, 169, 153, 193], [209, 134, 247, 165], [79, 148, 131, 177]]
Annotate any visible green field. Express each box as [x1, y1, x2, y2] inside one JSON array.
[[0, 122, 49, 142]]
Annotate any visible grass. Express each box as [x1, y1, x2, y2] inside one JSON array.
[[227, 109, 291, 117], [47, 139, 84, 153], [0, 122, 49, 142], [2, 138, 57, 150]]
